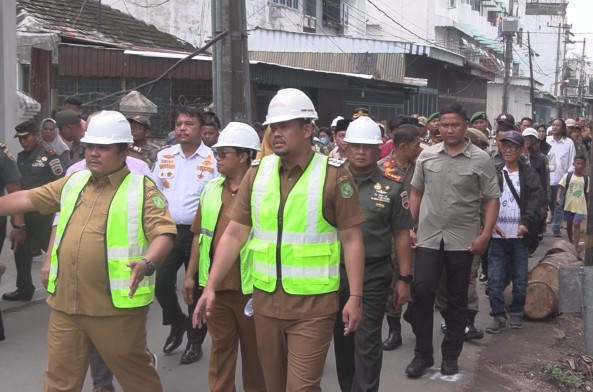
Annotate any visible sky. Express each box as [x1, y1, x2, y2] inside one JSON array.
[[565, 0, 592, 60]]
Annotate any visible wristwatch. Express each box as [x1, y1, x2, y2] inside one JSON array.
[[142, 258, 157, 276], [398, 274, 413, 284]]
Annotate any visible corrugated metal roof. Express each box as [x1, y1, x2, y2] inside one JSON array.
[[247, 27, 466, 68], [17, 0, 195, 51]]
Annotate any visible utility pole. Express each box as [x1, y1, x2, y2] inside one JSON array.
[[502, 31, 513, 114], [580, 38, 586, 115], [528, 32, 535, 120], [211, 0, 252, 126]]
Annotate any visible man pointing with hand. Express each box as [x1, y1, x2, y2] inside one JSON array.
[[0, 111, 175, 392]]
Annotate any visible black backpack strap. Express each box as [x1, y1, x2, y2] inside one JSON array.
[[502, 169, 521, 204]]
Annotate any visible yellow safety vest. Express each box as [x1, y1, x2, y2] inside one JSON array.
[[249, 153, 340, 295], [198, 177, 253, 294], [48, 170, 153, 308]]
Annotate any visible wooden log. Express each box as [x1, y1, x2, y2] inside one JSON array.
[[545, 240, 579, 259], [524, 280, 559, 320]]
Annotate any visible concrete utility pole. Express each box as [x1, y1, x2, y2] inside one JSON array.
[[528, 32, 535, 120], [211, 0, 253, 126], [0, 0, 18, 154], [502, 31, 513, 114]]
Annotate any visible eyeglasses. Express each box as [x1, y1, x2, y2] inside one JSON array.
[[500, 144, 521, 152], [212, 148, 237, 159]]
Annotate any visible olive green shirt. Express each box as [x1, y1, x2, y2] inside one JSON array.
[[411, 140, 500, 251], [352, 165, 413, 259], [17, 143, 64, 190]]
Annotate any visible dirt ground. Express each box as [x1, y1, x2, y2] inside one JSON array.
[[466, 312, 593, 391]]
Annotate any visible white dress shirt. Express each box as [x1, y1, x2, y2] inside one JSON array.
[[546, 135, 575, 185], [152, 143, 219, 225]]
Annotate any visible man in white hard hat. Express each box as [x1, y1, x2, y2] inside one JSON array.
[[333, 117, 412, 391], [185, 122, 265, 392], [0, 110, 176, 391], [195, 88, 365, 391]]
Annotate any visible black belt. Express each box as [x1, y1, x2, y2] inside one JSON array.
[[176, 224, 192, 230]]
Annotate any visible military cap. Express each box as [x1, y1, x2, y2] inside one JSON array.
[[202, 105, 216, 116], [352, 107, 369, 119], [470, 111, 488, 123], [417, 116, 428, 126], [335, 119, 352, 132], [14, 119, 38, 137], [55, 109, 80, 128], [496, 113, 516, 127], [128, 115, 151, 129], [427, 112, 439, 122]]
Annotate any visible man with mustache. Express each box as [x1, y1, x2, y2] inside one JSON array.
[[195, 88, 365, 391], [152, 106, 219, 364]]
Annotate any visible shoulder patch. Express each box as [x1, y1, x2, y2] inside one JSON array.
[[48, 158, 64, 176], [151, 195, 167, 209], [383, 169, 403, 183], [400, 191, 410, 209], [328, 157, 346, 167], [339, 182, 354, 199], [251, 159, 261, 166]]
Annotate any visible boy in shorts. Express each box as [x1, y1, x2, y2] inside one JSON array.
[[557, 154, 589, 248]]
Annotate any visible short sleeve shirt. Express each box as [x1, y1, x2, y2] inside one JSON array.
[[29, 165, 177, 316], [560, 173, 589, 215], [228, 151, 365, 319], [0, 143, 21, 194], [411, 140, 500, 251], [351, 165, 413, 259], [17, 143, 64, 189], [152, 143, 219, 224]]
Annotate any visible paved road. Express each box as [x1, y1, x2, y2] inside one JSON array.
[[0, 233, 559, 391]]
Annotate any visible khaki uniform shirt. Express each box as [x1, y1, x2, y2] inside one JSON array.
[[352, 165, 413, 259], [129, 142, 159, 170], [411, 140, 500, 251], [191, 181, 242, 292], [228, 151, 365, 319], [30, 165, 177, 316]]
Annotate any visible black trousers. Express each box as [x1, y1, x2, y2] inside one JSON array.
[[14, 212, 53, 294], [411, 244, 473, 360], [154, 225, 207, 344], [334, 258, 392, 392]]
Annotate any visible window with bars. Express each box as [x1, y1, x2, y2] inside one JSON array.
[[272, 0, 299, 9]]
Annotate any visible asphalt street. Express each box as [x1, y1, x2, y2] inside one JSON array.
[[0, 233, 557, 391]]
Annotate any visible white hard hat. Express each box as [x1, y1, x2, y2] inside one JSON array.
[[262, 88, 318, 126], [522, 127, 539, 138], [331, 116, 344, 128], [344, 117, 383, 145], [212, 122, 261, 151], [81, 111, 132, 144]]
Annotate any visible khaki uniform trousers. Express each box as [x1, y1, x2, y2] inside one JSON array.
[[254, 312, 334, 392], [435, 254, 481, 313], [44, 308, 161, 392], [207, 291, 266, 392]]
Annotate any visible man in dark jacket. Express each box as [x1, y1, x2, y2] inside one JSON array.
[[522, 128, 549, 248], [486, 131, 542, 334]]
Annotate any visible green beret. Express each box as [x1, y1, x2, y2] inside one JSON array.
[[470, 111, 488, 123], [427, 112, 439, 122]]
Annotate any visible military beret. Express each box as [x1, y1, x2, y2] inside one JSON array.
[[427, 112, 439, 122], [470, 111, 488, 123], [55, 109, 81, 128]]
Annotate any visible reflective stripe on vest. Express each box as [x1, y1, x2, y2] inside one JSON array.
[[198, 177, 253, 294], [48, 170, 152, 308], [249, 153, 340, 295]]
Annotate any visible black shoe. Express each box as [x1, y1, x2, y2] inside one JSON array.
[[479, 272, 488, 283], [441, 357, 459, 375], [2, 289, 33, 301], [382, 329, 402, 351], [163, 322, 185, 354], [465, 323, 484, 341], [405, 357, 434, 378], [180, 343, 202, 364]]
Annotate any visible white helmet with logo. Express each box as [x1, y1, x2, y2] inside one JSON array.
[[81, 111, 133, 144], [344, 116, 383, 145], [262, 88, 318, 126], [212, 122, 261, 151]]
